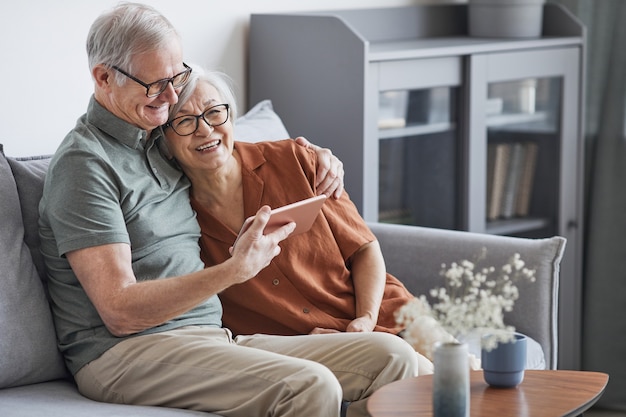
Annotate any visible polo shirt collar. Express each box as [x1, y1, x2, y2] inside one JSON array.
[[86, 96, 148, 149]]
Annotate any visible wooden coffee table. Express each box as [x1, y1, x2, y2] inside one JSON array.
[[367, 370, 608, 417]]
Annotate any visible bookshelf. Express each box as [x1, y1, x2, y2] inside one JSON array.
[[249, 4, 585, 370]]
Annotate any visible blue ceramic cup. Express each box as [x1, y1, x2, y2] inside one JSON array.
[[481, 332, 527, 388]]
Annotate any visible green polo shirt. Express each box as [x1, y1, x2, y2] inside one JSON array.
[[39, 96, 222, 375]]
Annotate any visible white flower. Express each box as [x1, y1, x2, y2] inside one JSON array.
[[395, 250, 536, 357]]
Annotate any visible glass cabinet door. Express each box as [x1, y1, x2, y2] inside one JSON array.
[[377, 86, 461, 229], [485, 77, 562, 237], [466, 47, 580, 245]]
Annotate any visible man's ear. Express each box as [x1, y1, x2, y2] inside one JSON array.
[[92, 64, 113, 92]]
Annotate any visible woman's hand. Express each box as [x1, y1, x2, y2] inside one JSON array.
[[309, 315, 376, 334], [295, 136, 344, 199], [346, 315, 377, 333]]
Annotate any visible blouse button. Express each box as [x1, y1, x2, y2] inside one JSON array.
[[303, 308, 310, 314], [272, 279, 280, 286]]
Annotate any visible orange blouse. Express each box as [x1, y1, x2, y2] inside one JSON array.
[[192, 140, 413, 336]]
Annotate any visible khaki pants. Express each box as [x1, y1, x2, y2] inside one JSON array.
[[75, 327, 419, 417]]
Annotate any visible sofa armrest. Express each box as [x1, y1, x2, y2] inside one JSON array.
[[367, 222, 566, 370]]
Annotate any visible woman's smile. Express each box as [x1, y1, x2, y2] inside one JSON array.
[[196, 139, 222, 152]]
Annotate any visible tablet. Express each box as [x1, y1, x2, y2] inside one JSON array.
[[233, 195, 327, 248]]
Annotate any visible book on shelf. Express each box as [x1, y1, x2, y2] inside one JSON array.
[[500, 142, 526, 219], [378, 118, 406, 129], [487, 142, 511, 220], [486, 141, 538, 221], [515, 141, 538, 217], [486, 143, 496, 218]]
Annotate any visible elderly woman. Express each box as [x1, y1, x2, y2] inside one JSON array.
[[162, 65, 435, 373]]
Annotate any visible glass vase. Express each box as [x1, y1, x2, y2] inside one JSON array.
[[433, 342, 469, 417]]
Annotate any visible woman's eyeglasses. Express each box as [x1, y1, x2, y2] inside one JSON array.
[[164, 104, 230, 136]]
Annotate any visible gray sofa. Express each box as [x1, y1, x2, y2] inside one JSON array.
[[0, 100, 566, 416]]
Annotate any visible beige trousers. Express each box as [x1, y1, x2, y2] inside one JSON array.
[[75, 327, 419, 417]]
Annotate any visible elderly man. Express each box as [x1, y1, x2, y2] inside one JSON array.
[[39, 3, 418, 417]]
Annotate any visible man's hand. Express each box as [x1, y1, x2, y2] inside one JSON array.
[[295, 136, 344, 199], [65, 206, 294, 338], [229, 206, 295, 280]]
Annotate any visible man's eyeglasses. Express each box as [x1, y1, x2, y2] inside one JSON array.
[[164, 104, 230, 136], [111, 63, 192, 98]]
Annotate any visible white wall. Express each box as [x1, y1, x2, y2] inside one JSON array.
[[0, 0, 445, 157]]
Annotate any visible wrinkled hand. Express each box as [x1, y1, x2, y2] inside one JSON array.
[[229, 206, 294, 282], [295, 136, 344, 199], [346, 316, 376, 333]]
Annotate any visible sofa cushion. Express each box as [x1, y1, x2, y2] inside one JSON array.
[[6, 154, 51, 284], [0, 380, 214, 417], [234, 99, 291, 142], [0, 145, 67, 388], [464, 329, 546, 370]]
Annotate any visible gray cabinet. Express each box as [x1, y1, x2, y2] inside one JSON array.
[[249, 4, 585, 370]]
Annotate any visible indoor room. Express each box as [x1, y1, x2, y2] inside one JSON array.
[[0, 1, 624, 416]]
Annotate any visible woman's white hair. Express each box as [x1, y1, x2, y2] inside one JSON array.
[[167, 64, 239, 122]]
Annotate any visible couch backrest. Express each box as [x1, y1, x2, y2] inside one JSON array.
[[0, 144, 68, 388]]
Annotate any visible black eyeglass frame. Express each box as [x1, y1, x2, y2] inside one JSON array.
[[111, 63, 192, 97], [164, 103, 231, 136]]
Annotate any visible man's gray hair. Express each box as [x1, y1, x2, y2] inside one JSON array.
[[86, 2, 180, 84]]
